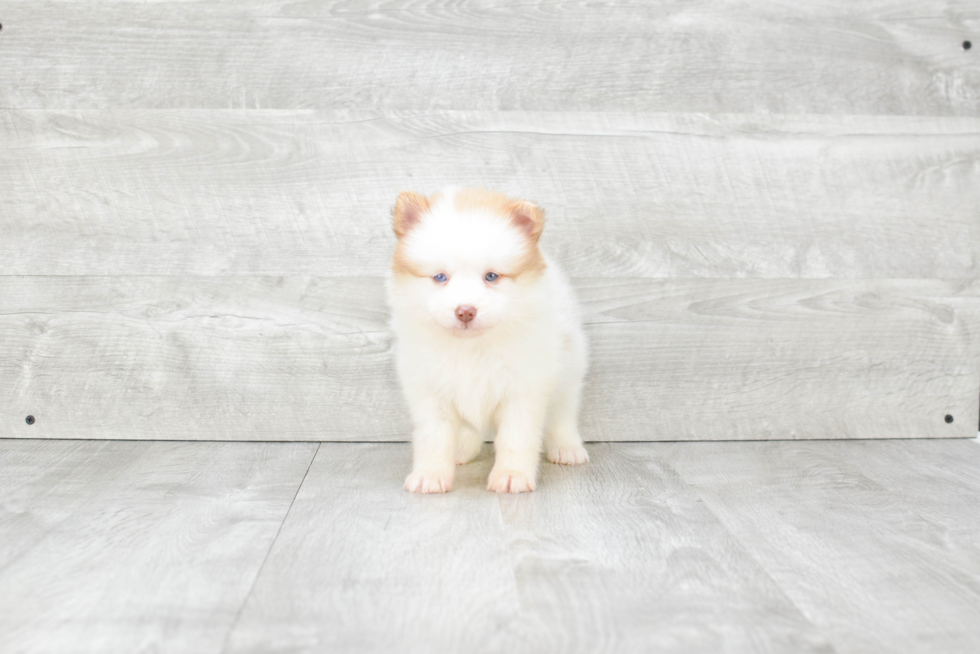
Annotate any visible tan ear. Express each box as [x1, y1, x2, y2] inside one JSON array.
[[508, 200, 545, 241], [392, 191, 430, 238]]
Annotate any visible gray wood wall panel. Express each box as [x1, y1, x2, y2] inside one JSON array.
[[0, 439, 318, 654], [663, 439, 980, 654], [224, 442, 832, 654], [2, 110, 978, 278], [1, 276, 405, 441], [1, 1, 976, 114], [577, 278, 980, 441], [1, 4, 977, 442], [3, 276, 975, 441]]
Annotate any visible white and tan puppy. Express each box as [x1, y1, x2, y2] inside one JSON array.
[[387, 187, 588, 494]]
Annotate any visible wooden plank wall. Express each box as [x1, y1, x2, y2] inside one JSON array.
[[1, 1, 978, 440]]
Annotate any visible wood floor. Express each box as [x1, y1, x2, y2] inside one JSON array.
[[2, 437, 979, 654]]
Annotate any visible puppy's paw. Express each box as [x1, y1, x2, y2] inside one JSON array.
[[404, 470, 454, 494], [487, 468, 536, 493], [547, 445, 589, 465]]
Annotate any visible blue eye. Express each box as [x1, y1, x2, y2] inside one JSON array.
[[484, 272, 499, 282], [433, 273, 448, 283]]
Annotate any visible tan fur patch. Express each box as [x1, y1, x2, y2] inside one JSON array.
[[390, 243, 424, 278], [390, 188, 547, 279], [453, 188, 546, 242], [391, 190, 441, 276], [453, 187, 515, 216], [454, 188, 547, 278], [392, 191, 435, 238], [512, 240, 547, 280]]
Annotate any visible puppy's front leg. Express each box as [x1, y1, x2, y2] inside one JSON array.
[[404, 399, 458, 494], [488, 398, 547, 493]]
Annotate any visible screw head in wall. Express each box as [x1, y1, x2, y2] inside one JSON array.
[[945, 414, 954, 424], [25, 415, 35, 425]]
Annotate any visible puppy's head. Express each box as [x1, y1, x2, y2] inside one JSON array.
[[389, 188, 547, 337]]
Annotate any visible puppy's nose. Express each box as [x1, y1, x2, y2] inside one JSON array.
[[455, 305, 477, 323]]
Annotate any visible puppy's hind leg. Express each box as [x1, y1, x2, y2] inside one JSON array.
[[455, 423, 484, 465], [544, 372, 588, 466]]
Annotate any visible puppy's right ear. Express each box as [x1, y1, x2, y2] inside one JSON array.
[[392, 191, 430, 238]]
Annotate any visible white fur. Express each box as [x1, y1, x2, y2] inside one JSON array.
[[387, 189, 588, 494]]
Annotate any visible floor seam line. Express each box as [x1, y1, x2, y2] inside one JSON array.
[[665, 459, 837, 652], [218, 441, 321, 654]]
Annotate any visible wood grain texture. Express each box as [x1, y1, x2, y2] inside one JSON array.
[[223, 443, 524, 654], [0, 439, 318, 654], [0, 1, 976, 114], [2, 276, 976, 441], [663, 439, 980, 654], [3, 440, 979, 652], [577, 277, 980, 440], [2, 110, 978, 278], [0, 276, 408, 440], [224, 442, 832, 654]]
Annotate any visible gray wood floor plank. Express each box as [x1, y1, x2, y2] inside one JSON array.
[[0, 1, 976, 114], [2, 277, 975, 441], [4, 440, 979, 652], [225, 442, 831, 654], [0, 440, 148, 572], [662, 439, 980, 654], [0, 439, 318, 654], [2, 110, 978, 278], [493, 444, 832, 654], [223, 443, 524, 654]]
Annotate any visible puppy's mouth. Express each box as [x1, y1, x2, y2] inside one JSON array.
[[449, 321, 485, 336]]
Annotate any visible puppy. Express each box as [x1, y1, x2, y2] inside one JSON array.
[[387, 188, 588, 494]]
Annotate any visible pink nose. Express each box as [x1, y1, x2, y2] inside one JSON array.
[[455, 305, 477, 323]]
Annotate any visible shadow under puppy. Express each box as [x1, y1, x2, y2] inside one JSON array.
[[387, 188, 588, 494]]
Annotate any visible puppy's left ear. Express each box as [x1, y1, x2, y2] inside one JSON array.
[[509, 200, 545, 242], [392, 191, 430, 238]]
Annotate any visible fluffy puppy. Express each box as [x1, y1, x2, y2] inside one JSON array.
[[387, 187, 588, 494]]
